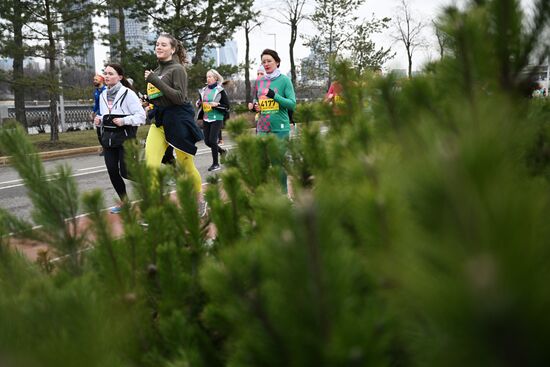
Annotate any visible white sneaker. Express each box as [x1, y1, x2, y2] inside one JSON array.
[[198, 200, 208, 218]]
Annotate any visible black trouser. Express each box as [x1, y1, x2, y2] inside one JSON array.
[[203, 120, 224, 165], [103, 146, 129, 200], [219, 117, 226, 141], [162, 145, 175, 165]]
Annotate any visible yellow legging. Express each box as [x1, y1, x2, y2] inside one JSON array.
[[145, 124, 202, 194]]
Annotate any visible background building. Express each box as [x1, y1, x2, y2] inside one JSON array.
[[64, 41, 95, 71], [0, 58, 42, 71], [108, 11, 151, 59], [63, 1, 95, 71], [205, 40, 238, 66]]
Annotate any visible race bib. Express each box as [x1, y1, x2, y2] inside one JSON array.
[[203, 102, 212, 112], [334, 95, 344, 104], [259, 98, 279, 114], [147, 83, 163, 99]]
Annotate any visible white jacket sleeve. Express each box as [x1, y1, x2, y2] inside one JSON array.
[[121, 90, 146, 126]]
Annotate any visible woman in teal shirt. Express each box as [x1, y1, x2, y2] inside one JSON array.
[[252, 49, 296, 137], [251, 49, 296, 192]]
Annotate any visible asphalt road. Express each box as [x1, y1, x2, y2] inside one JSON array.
[[0, 140, 233, 224]]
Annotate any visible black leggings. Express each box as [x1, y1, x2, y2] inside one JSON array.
[[203, 120, 224, 165], [103, 146, 129, 200]]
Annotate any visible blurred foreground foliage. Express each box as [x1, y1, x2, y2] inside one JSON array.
[[1, 1, 550, 366]]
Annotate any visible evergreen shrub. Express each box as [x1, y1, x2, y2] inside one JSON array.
[[1, 1, 550, 366]]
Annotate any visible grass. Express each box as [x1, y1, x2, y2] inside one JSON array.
[[1, 109, 313, 156], [0, 125, 151, 156]]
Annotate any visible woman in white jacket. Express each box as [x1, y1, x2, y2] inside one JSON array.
[[94, 63, 146, 213]]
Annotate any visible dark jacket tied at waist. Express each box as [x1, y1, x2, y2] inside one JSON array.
[[152, 102, 204, 155]]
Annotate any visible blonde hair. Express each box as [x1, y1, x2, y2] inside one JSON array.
[[207, 69, 224, 84]]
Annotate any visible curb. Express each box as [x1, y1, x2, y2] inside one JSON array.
[[0, 146, 102, 166], [0, 123, 307, 167]]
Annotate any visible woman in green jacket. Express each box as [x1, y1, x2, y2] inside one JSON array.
[[252, 49, 296, 193]]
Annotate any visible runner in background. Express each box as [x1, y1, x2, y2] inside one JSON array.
[[325, 80, 344, 103], [92, 74, 106, 156], [248, 65, 265, 133], [196, 69, 229, 172], [218, 79, 232, 145]]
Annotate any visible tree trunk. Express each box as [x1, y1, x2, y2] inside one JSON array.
[[49, 89, 59, 141], [117, 6, 127, 63], [407, 52, 413, 78], [192, 0, 214, 64], [290, 22, 297, 86], [45, 0, 59, 141], [245, 24, 251, 104], [437, 36, 444, 60], [327, 3, 335, 89], [12, 0, 27, 130]]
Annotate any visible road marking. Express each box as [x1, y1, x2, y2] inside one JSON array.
[[4, 184, 213, 257], [0, 169, 108, 190], [0, 146, 232, 191], [71, 169, 108, 177], [0, 178, 25, 184], [76, 165, 105, 171]]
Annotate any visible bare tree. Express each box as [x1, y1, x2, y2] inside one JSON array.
[[433, 19, 450, 60], [269, 0, 308, 85], [392, 0, 426, 77], [241, 0, 261, 104]]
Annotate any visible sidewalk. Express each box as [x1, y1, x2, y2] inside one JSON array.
[[0, 145, 103, 166], [7, 210, 125, 262], [7, 192, 217, 263]]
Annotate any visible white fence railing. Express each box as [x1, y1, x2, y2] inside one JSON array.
[[0, 103, 94, 133]]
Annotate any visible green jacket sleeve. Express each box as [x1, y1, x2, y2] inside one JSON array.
[[274, 78, 296, 111]]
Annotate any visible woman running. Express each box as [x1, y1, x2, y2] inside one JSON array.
[[94, 63, 146, 213], [143, 33, 207, 216], [248, 65, 265, 134], [196, 69, 228, 172], [251, 49, 296, 192]]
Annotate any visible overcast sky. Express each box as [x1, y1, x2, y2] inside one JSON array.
[[236, 0, 536, 74], [236, 0, 459, 74], [94, 0, 536, 75]]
